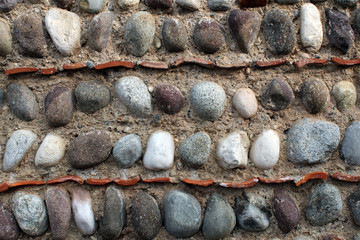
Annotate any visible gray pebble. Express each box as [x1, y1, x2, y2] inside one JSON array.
[[113, 134, 142, 168], [0, 0, 17, 12], [353, 9, 360, 36], [301, 79, 329, 114], [341, 121, 360, 165], [332, 81, 356, 111], [75, 80, 111, 113], [354, 233, 360, 240], [261, 78, 294, 111], [347, 188, 360, 226], [7, 83, 38, 121], [0, 89, 3, 109], [176, 0, 200, 10], [193, 18, 225, 54], [208, 0, 231, 11], [88, 11, 114, 52], [334, 0, 358, 7], [0, 19, 12, 56], [162, 17, 188, 52], [0, 201, 19, 240], [179, 132, 211, 168], [79, 0, 108, 13]]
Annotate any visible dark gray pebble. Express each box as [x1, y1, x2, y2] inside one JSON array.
[[113, 134, 142, 168], [145, 0, 173, 8], [0, 88, 4, 109], [347, 188, 360, 226], [162, 17, 188, 52], [334, 0, 358, 7], [0, 201, 19, 240], [261, 78, 294, 111], [301, 79, 329, 114], [341, 121, 360, 165], [0, 0, 17, 12], [154, 84, 184, 114], [88, 11, 114, 52], [193, 18, 225, 54], [208, 0, 231, 11], [75, 80, 111, 113], [179, 132, 211, 168], [353, 9, 360, 35], [272, 189, 299, 233]]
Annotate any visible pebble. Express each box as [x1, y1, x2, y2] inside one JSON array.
[[193, 18, 225, 54], [294, 236, 314, 240], [45, 8, 81, 56], [332, 81, 356, 111], [53, 0, 75, 8], [145, 0, 173, 8], [341, 121, 360, 165], [347, 188, 360, 226], [0, 19, 12, 56], [143, 131, 174, 170], [125, 11, 155, 56], [12, 191, 48, 236], [233, 88, 257, 118], [208, 0, 231, 11], [75, 80, 111, 113], [69, 130, 112, 169], [287, 119, 340, 164], [263, 9, 296, 55], [3, 130, 37, 172], [334, 0, 358, 7], [260, 78, 295, 111], [162, 18, 188, 52], [190, 81, 226, 121], [326, 8, 354, 54], [301, 79, 329, 114], [113, 134, 142, 168], [44, 86, 75, 127], [132, 191, 162, 240], [202, 194, 236, 239], [7, 82, 38, 121], [306, 183, 342, 226], [79, 0, 108, 13], [154, 84, 184, 114], [250, 129, 280, 170], [0, 0, 17, 12], [179, 132, 211, 168], [164, 190, 202, 238], [355, 233, 360, 240], [99, 187, 126, 240], [353, 9, 360, 36], [301, 3, 323, 52], [216, 131, 250, 169], [88, 11, 114, 52], [114, 76, 153, 118], [45, 187, 71, 240], [71, 188, 96, 236], [176, 0, 200, 10], [35, 133, 66, 167], [228, 9, 262, 53], [0, 202, 19, 240], [117, 0, 139, 8], [235, 192, 271, 232], [272, 189, 299, 233]]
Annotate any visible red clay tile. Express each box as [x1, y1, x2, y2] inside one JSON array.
[[331, 172, 360, 182], [0, 182, 10, 193], [63, 62, 87, 70], [295, 171, 327, 186], [216, 62, 248, 69], [9, 180, 45, 188], [219, 177, 259, 188], [182, 179, 213, 186], [86, 178, 112, 185], [256, 59, 288, 68], [331, 57, 360, 66], [258, 176, 294, 184], [113, 176, 140, 186], [295, 58, 327, 68], [5, 67, 39, 76], [170, 57, 216, 69], [138, 61, 169, 70], [41, 67, 57, 75], [143, 177, 173, 183], [94, 61, 136, 70], [47, 175, 84, 185]]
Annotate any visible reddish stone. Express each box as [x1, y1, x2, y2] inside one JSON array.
[[256, 59, 288, 68], [154, 84, 184, 114], [272, 189, 299, 233]]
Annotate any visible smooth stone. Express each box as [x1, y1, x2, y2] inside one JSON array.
[[272, 189, 299, 233], [3, 130, 37, 172], [176, 0, 200, 10], [69, 130, 112, 169], [228, 9, 262, 53], [143, 131, 174, 170], [164, 190, 202, 238], [0, 19, 12, 56], [162, 18, 188, 52], [75, 80, 111, 113], [287, 118, 340, 164], [260, 78, 294, 111], [216, 131, 250, 169], [45, 8, 81, 56], [44, 86, 74, 127], [113, 134, 142, 168], [341, 121, 360, 165], [53, 0, 75, 8], [353, 9, 360, 36], [263, 9, 296, 55], [326, 8, 354, 54], [12, 192, 48, 236], [79, 0, 108, 13], [0, 89, 3, 109], [132, 191, 162, 240], [179, 132, 211, 168], [190, 81, 226, 121], [35, 133, 66, 167], [154, 84, 184, 114], [301, 79, 329, 114], [14, 13, 47, 57], [276, 0, 300, 3], [0, 0, 17, 12], [0, 202, 19, 240], [250, 129, 280, 170], [334, 0, 358, 7], [208, 0, 231, 11], [125, 11, 155, 57], [145, 0, 173, 8], [306, 183, 342, 226], [193, 18, 225, 54], [301, 3, 323, 52], [7, 82, 38, 121], [45, 187, 71, 240], [99, 187, 126, 240], [202, 194, 236, 239], [233, 88, 258, 118], [88, 11, 114, 52], [347, 188, 360, 226], [332, 81, 356, 111], [114, 76, 153, 118], [235, 192, 271, 232], [117, 0, 139, 8]]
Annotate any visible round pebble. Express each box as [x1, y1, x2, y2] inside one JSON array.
[[162, 18, 188, 52], [0, 202, 19, 240], [301, 79, 329, 114], [117, 0, 139, 8], [301, 3, 323, 52], [35, 133, 66, 168], [75, 80, 111, 113], [334, 0, 358, 7], [145, 0, 173, 8], [79, 0, 108, 13], [347, 188, 360, 226], [272, 189, 299, 233], [332, 81, 356, 112], [113, 134, 142, 168], [193, 18, 225, 54], [260, 78, 294, 111], [208, 0, 231, 11], [88, 12, 114, 52], [233, 88, 258, 118], [179, 132, 211, 168], [154, 84, 184, 114], [0, 0, 17, 12], [53, 0, 75, 8], [0, 19, 11, 56], [341, 121, 360, 165], [176, 0, 200, 10]]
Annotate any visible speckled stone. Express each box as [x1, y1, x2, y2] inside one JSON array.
[[79, 0, 108, 13], [261, 78, 294, 111], [53, 0, 75, 8], [75, 80, 111, 113], [176, 0, 200, 10], [0, 202, 19, 240], [347, 188, 360, 226], [35, 133, 66, 167], [233, 88, 258, 118], [117, 0, 139, 8], [301, 79, 329, 114], [334, 0, 358, 7], [272, 189, 299, 233], [332, 81, 356, 111], [193, 18, 225, 54], [145, 0, 173, 8], [113, 134, 142, 168], [353, 9, 360, 36], [154, 84, 184, 114], [0, 0, 17, 12], [208, 0, 231, 11], [179, 132, 211, 168], [88, 11, 114, 52], [162, 18, 188, 52], [0, 19, 12, 56], [341, 121, 360, 165]]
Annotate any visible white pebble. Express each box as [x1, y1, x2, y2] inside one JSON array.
[[35, 133, 66, 167], [233, 88, 258, 118], [300, 3, 323, 52]]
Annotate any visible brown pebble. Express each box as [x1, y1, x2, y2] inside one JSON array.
[[272, 189, 299, 233], [154, 84, 184, 114], [301, 79, 329, 114], [0, 201, 19, 240], [193, 18, 225, 54], [145, 0, 173, 8], [53, 0, 75, 8]]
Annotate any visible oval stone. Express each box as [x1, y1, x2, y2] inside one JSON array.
[[162, 18, 188, 52], [75, 80, 111, 113], [272, 189, 299, 233], [79, 0, 108, 13], [233, 88, 257, 118], [208, 0, 231, 11], [332, 81, 356, 112], [193, 18, 225, 54], [0, 19, 12, 56], [260, 78, 294, 111], [113, 134, 142, 168], [154, 84, 184, 114], [0, 0, 17, 12], [145, 0, 173, 8], [176, 0, 200, 10], [347, 188, 360, 226], [301, 79, 329, 114], [179, 132, 211, 168], [300, 3, 323, 52], [0, 202, 19, 240], [35, 133, 66, 167], [88, 12, 114, 52], [341, 121, 360, 165]]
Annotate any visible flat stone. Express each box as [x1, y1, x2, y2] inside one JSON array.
[[79, 0, 108, 13], [0, 19, 11, 56], [353, 9, 360, 36], [12, 191, 48, 236], [341, 121, 360, 165], [45, 187, 71, 240], [260, 78, 294, 111], [301, 79, 329, 114], [125, 11, 155, 57], [190, 81, 226, 121], [208, 0, 231, 11], [44, 86, 74, 127], [306, 183, 342, 226], [144, 131, 174, 170], [263, 9, 296, 55], [347, 188, 360, 226], [202, 194, 236, 239], [7, 82, 38, 121], [272, 189, 299, 233], [193, 18, 225, 54], [301, 3, 323, 52], [14, 13, 47, 57], [88, 11, 114, 52], [334, 0, 358, 7], [3, 130, 37, 172], [99, 187, 126, 240], [53, 0, 75, 8], [162, 18, 188, 52], [69, 130, 112, 169], [332, 81, 356, 111], [164, 190, 202, 238], [132, 191, 162, 240], [250, 129, 280, 170], [114, 76, 153, 118], [75, 80, 111, 113], [117, 0, 139, 8], [45, 8, 81, 56], [233, 88, 257, 118], [35, 133, 66, 167], [326, 8, 354, 54], [0, 0, 17, 12], [145, 0, 173, 8], [179, 132, 211, 168], [0, 202, 19, 240], [113, 134, 142, 168], [228, 9, 262, 53], [154, 84, 184, 114]]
